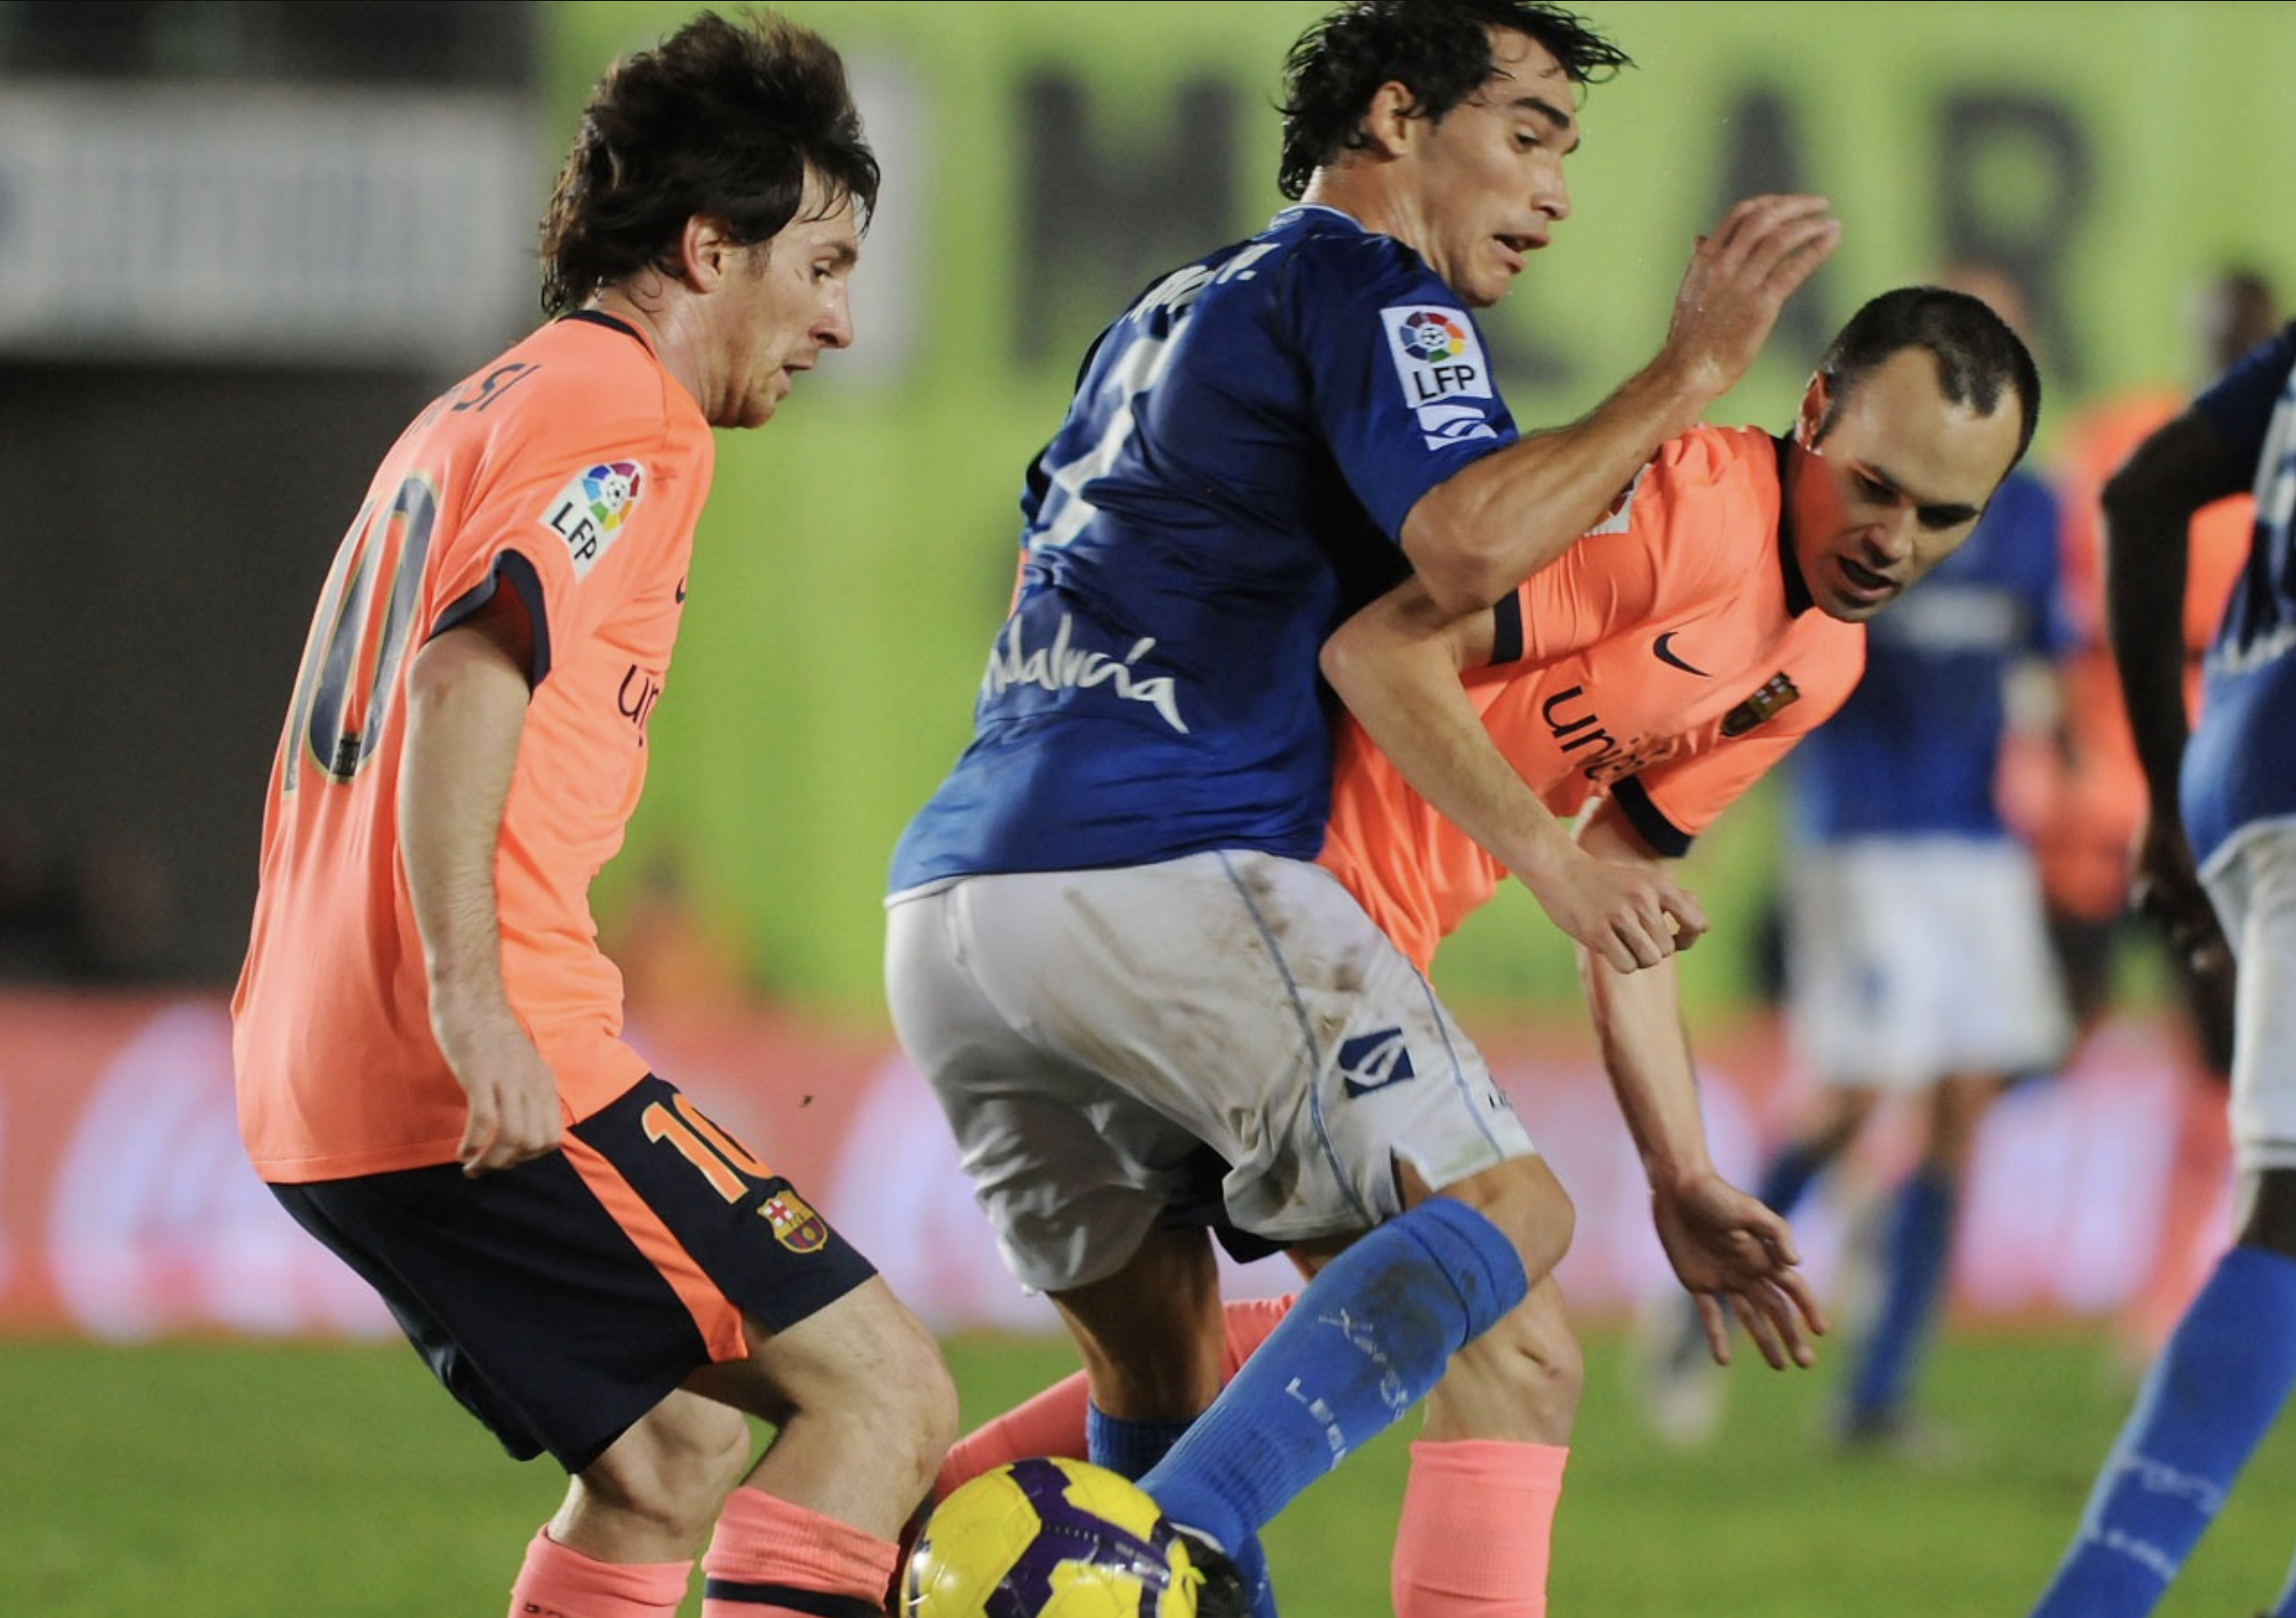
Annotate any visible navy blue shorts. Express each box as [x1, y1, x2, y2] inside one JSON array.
[[271, 1075, 878, 1472]]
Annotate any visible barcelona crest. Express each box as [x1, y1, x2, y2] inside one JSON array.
[[1720, 671, 1802, 738], [760, 1189, 830, 1254]]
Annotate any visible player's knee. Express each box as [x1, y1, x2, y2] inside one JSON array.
[[813, 1291, 961, 1495], [1432, 1155, 1575, 1283], [881, 1306, 962, 1487], [582, 1397, 755, 1542], [2237, 1167, 2296, 1258], [1807, 1088, 1878, 1157]]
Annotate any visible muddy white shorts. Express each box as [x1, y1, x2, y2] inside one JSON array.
[[884, 849, 1536, 1294]]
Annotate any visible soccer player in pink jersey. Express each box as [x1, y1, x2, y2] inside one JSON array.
[[230, 13, 954, 1617], [928, 285, 2041, 1618]]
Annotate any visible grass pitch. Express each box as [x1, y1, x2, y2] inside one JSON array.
[[8, 1323, 2296, 1616]]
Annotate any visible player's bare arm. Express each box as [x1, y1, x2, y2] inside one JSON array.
[[2102, 408, 2242, 978], [1320, 577, 1705, 972], [1573, 797, 1823, 1369], [399, 613, 563, 1176], [2102, 408, 2239, 816], [1401, 195, 1840, 614]]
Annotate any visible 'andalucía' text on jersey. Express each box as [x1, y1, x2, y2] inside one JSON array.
[[888, 206, 1518, 891]]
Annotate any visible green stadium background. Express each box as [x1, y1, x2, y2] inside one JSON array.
[[544, 0, 2296, 1028]]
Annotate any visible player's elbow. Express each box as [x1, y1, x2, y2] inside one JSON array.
[[2101, 412, 2237, 543], [1400, 488, 1520, 616], [2100, 468, 2191, 547], [1318, 613, 1376, 707], [1402, 538, 1516, 619]]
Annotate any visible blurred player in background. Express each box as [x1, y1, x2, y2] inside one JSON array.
[[229, 14, 955, 1618], [884, 3, 1841, 1612], [918, 284, 2041, 1618], [2021, 309, 2296, 1618], [2014, 267, 2278, 1369], [1641, 262, 2075, 1462], [2032, 266, 2279, 1045]]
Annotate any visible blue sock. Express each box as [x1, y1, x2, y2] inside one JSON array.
[[1137, 1198, 1527, 1556], [1755, 1141, 1826, 1218], [1216, 1531, 1276, 1618], [2031, 1245, 2296, 1618], [1844, 1165, 1954, 1423], [1085, 1404, 1192, 1480], [1087, 1405, 1265, 1615]]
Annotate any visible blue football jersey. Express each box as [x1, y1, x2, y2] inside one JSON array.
[[1785, 466, 2072, 844], [890, 206, 1519, 890], [2182, 322, 2296, 867]]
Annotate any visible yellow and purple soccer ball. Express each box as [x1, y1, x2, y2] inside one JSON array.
[[903, 1457, 1203, 1617]]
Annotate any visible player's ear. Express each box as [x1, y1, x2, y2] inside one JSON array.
[[678, 215, 737, 291], [1794, 371, 1830, 449], [1359, 80, 1422, 158]]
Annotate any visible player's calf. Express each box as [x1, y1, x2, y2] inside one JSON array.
[[1423, 1273, 1582, 1445]]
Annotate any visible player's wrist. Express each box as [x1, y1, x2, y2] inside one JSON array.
[[1632, 351, 1730, 437], [1506, 827, 1589, 913], [1642, 1155, 1719, 1203]]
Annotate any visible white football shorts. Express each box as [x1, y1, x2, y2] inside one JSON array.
[[1783, 835, 2074, 1090], [884, 849, 1537, 1294], [2199, 818, 2296, 1172]]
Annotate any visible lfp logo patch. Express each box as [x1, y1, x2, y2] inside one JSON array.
[[1396, 308, 1468, 362], [540, 459, 647, 579], [1381, 304, 1498, 450]]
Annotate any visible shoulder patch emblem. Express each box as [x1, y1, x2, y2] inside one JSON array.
[[540, 460, 646, 579], [1720, 672, 1802, 737], [760, 1188, 830, 1254], [1382, 304, 1499, 450]]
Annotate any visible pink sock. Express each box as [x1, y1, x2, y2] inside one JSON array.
[[1391, 1440, 1569, 1618], [507, 1526, 691, 1618], [1220, 1293, 1295, 1376], [933, 1294, 1300, 1501], [934, 1374, 1095, 1499], [700, 1486, 897, 1616]]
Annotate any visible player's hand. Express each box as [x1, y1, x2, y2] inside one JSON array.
[[2130, 810, 2232, 980], [1659, 194, 1841, 404], [1651, 1171, 1825, 1371], [433, 1001, 564, 1176], [1520, 844, 1708, 973]]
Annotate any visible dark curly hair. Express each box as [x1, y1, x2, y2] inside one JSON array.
[[1814, 287, 2044, 466], [1277, 1, 1631, 200], [540, 9, 881, 317]]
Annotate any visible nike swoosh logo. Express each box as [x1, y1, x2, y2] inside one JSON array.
[[675, 578, 687, 603], [1652, 631, 1710, 677]]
